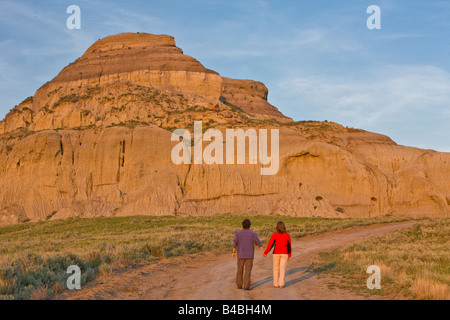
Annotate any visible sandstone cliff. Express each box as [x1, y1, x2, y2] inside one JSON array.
[[0, 32, 448, 225]]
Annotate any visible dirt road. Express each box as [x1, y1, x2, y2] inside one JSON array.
[[57, 221, 415, 300]]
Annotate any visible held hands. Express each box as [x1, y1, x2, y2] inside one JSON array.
[[260, 247, 267, 257]]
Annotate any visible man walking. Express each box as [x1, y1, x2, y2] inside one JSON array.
[[232, 219, 265, 290]]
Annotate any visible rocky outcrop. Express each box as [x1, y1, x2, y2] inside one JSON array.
[[220, 77, 289, 122], [49, 33, 223, 98], [0, 32, 448, 225], [0, 33, 290, 135]]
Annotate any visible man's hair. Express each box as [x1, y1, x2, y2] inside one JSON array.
[[276, 221, 286, 234], [242, 219, 251, 229]]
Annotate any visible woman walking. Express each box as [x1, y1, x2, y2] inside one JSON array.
[[263, 221, 292, 288]]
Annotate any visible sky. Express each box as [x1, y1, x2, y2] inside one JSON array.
[[0, 0, 449, 152]]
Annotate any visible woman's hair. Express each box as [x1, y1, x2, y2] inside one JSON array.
[[242, 219, 251, 229], [276, 221, 286, 234]]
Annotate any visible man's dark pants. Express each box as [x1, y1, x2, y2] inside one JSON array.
[[236, 258, 253, 289]]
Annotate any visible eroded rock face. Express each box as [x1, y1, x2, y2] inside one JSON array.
[[0, 33, 291, 135], [0, 32, 448, 225], [221, 77, 288, 122], [47, 33, 223, 99]]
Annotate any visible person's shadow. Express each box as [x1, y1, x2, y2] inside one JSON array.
[[251, 263, 335, 289]]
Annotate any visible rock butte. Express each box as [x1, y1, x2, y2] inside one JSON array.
[[0, 32, 448, 225]]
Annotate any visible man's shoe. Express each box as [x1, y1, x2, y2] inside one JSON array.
[[243, 287, 252, 290]]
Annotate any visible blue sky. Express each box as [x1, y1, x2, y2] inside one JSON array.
[[0, 0, 449, 151]]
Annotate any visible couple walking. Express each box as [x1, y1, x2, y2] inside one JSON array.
[[232, 219, 292, 290]]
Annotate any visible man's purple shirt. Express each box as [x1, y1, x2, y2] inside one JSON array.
[[233, 229, 263, 259]]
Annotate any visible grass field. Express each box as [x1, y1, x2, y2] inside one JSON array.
[[0, 214, 410, 300], [317, 218, 449, 300]]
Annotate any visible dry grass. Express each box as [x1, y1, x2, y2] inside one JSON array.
[[98, 263, 113, 276], [318, 218, 449, 300], [0, 214, 409, 299], [29, 286, 50, 300], [0, 273, 15, 296], [411, 278, 449, 300]]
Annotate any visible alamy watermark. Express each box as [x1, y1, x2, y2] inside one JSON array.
[[366, 265, 381, 289], [367, 5, 381, 30], [65, 4, 379, 31], [66, 5, 81, 30], [171, 121, 279, 175], [66, 265, 81, 290]]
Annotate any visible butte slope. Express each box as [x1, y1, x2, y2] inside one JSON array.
[[0, 32, 448, 225]]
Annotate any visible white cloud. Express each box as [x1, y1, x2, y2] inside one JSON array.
[[279, 65, 450, 128], [274, 64, 450, 151], [376, 33, 425, 40]]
